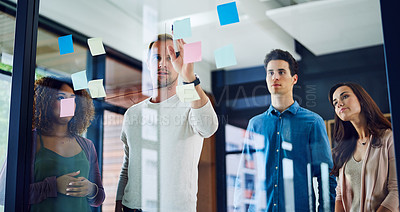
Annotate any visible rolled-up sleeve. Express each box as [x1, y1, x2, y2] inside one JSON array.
[[188, 100, 218, 138]]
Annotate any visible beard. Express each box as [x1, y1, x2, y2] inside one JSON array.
[[155, 72, 178, 89]]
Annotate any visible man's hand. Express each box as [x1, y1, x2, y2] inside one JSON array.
[[65, 176, 96, 197], [167, 39, 196, 83], [115, 200, 123, 212], [56, 171, 80, 195]]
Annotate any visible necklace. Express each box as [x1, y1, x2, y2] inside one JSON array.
[[358, 137, 369, 146]]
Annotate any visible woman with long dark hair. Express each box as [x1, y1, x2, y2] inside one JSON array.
[[29, 77, 105, 211], [329, 82, 398, 212]]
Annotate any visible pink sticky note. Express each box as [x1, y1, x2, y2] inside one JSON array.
[[183, 41, 202, 64], [60, 98, 75, 117]]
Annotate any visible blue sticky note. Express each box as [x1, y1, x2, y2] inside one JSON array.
[[217, 2, 240, 26], [173, 18, 192, 39], [214, 44, 237, 69], [71, 70, 88, 91], [58, 35, 74, 55]]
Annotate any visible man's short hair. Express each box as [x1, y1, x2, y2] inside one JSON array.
[[147, 34, 173, 61], [264, 49, 298, 76]]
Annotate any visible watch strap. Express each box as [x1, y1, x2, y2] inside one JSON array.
[[183, 76, 200, 86]]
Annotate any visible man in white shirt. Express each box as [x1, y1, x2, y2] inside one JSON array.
[[115, 34, 218, 212]]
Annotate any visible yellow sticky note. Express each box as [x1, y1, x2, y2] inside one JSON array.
[[176, 84, 200, 102], [87, 37, 106, 56], [88, 79, 106, 98]]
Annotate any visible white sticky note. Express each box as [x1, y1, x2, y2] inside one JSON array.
[[320, 162, 331, 211], [282, 158, 294, 179], [176, 83, 200, 102], [282, 141, 293, 151], [71, 70, 88, 91], [87, 37, 106, 56], [88, 79, 106, 98]]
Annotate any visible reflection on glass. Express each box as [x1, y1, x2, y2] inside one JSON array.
[[104, 57, 146, 109], [0, 74, 11, 211], [0, 10, 15, 212], [102, 110, 124, 211], [36, 29, 87, 75], [30, 77, 104, 211]]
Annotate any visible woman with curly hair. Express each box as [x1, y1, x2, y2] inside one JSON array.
[[29, 76, 104, 211], [329, 82, 398, 212]]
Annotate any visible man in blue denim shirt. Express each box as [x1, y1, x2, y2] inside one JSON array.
[[235, 49, 336, 212]]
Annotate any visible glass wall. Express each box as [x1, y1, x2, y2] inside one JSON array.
[[102, 110, 124, 212], [0, 9, 15, 212], [2, 0, 399, 211]]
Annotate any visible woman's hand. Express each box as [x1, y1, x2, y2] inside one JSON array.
[[56, 170, 81, 195], [66, 176, 96, 197]]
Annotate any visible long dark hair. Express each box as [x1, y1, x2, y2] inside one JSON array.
[[328, 82, 391, 176]]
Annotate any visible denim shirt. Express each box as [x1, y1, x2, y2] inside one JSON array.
[[235, 101, 336, 212]]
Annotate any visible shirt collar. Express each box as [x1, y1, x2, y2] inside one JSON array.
[[267, 101, 300, 116]]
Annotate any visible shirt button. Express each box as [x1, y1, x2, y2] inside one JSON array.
[[275, 166, 278, 170], [279, 117, 282, 119], [274, 204, 277, 206], [275, 184, 277, 187], [276, 149, 279, 152], [277, 132, 280, 135]]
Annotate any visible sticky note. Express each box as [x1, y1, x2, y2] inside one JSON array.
[[281, 141, 293, 151], [282, 158, 294, 179], [58, 35, 74, 55], [60, 98, 75, 117], [217, 2, 240, 26], [173, 18, 192, 40], [176, 84, 200, 102], [183, 41, 202, 64], [214, 44, 237, 68], [71, 70, 88, 91], [88, 79, 106, 98], [87, 37, 106, 56]]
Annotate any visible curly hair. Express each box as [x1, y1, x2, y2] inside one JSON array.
[[33, 77, 94, 135], [264, 49, 298, 76]]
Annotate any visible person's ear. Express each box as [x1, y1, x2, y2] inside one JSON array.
[[292, 74, 298, 84]]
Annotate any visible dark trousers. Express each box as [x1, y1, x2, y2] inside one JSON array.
[[122, 205, 142, 212]]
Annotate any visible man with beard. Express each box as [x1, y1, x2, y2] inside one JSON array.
[[115, 34, 218, 212]]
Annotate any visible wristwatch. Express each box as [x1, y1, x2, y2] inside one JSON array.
[[183, 73, 200, 86]]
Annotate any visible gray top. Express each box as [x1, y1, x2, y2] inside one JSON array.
[[345, 155, 363, 212], [116, 95, 218, 212]]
